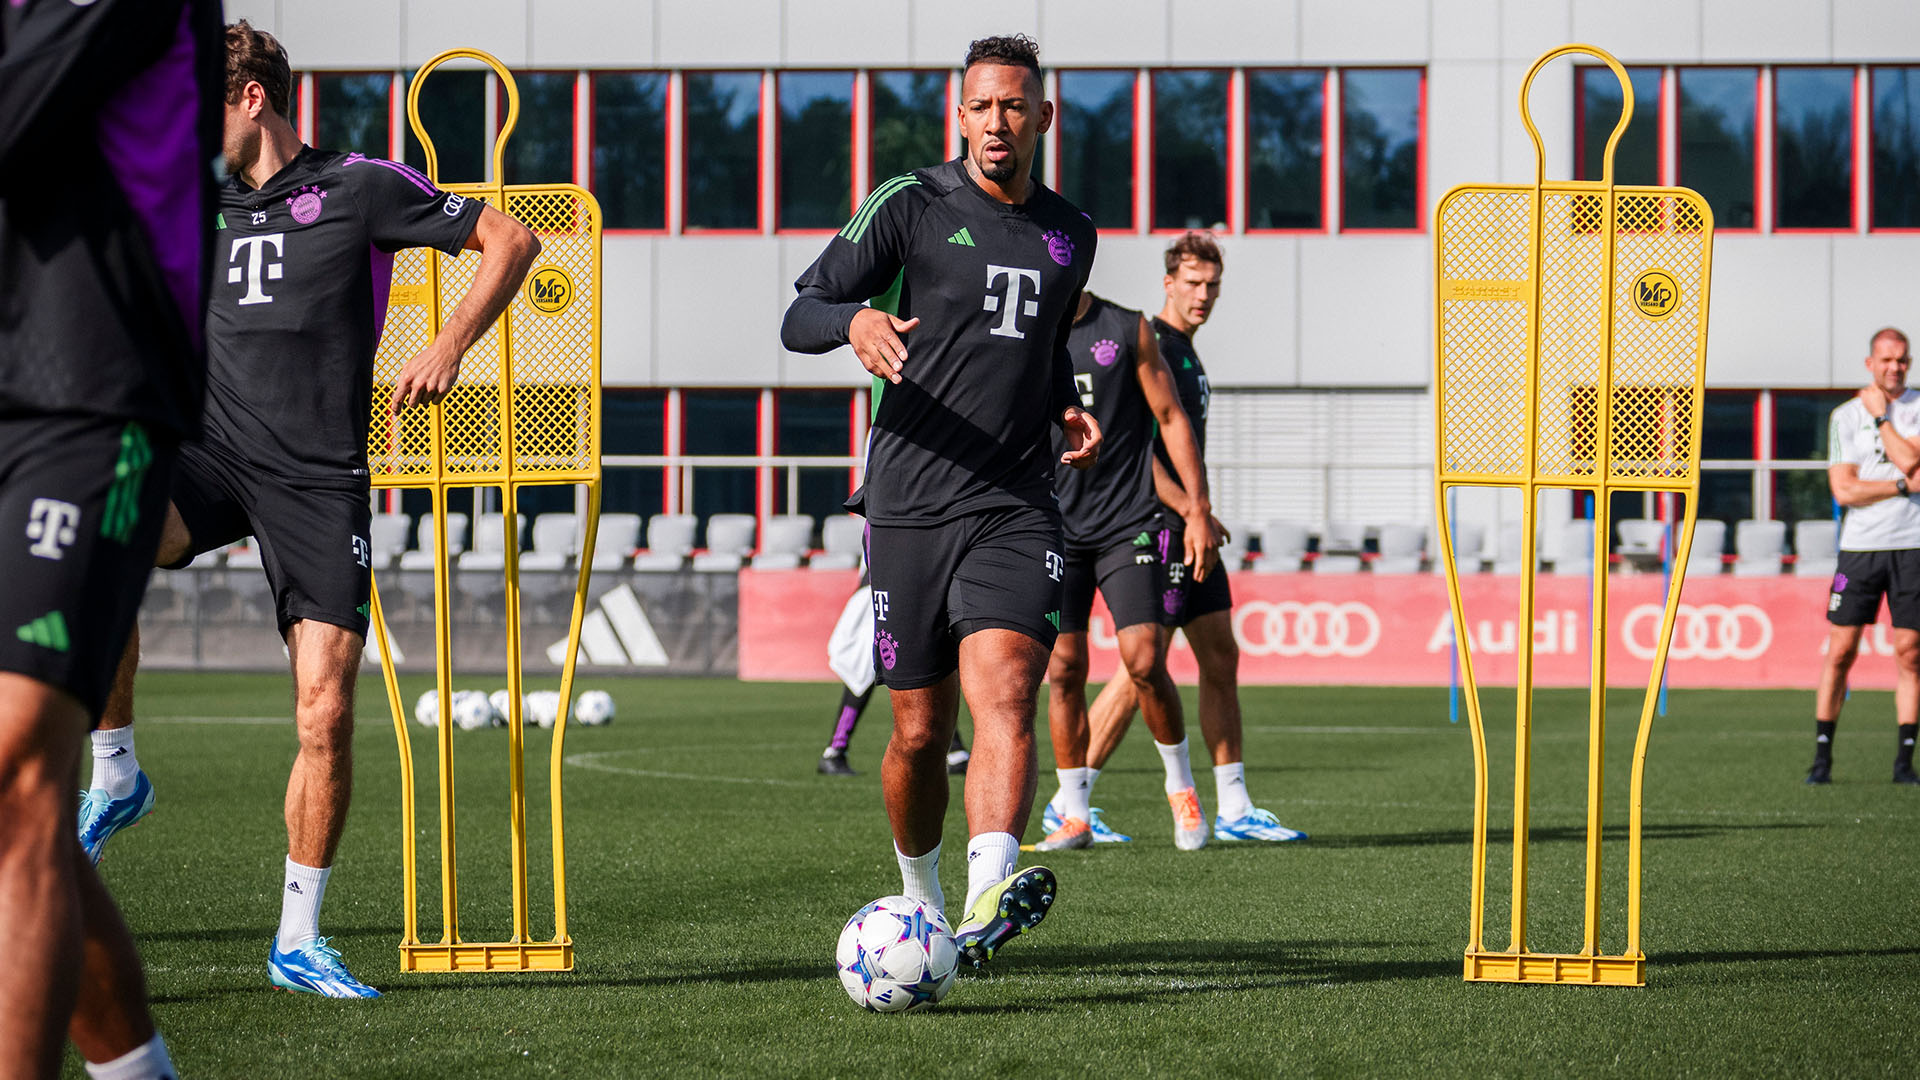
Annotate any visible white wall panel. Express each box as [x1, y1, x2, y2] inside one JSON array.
[[1828, 236, 1920, 385], [1703, 236, 1831, 386], [657, 0, 782, 66], [909, 1, 1041, 66], [1040, 0, 1171, 66], [783, 1, 909, 67], [1499, 0, 1572, 64], [1700, 0, 1831, 61], [1167, 0, 1299, 65], [1570, 0, 1700, 63], [406, 1, 528, 66], [601, 236, 657, 383], [1195, 236, 1301, 387], [1833, 0, 1920, 61], [225, 2, 280, 35], [651, 238, 784, 385], [1497, 59, 1572, 184], [1430, 0, 1502, 63], [1081, 235, 1168, 319], [776, 238, 868, 386], [529, 0, 655, 66], [1296, 235, 1428, 386], [1300, 0, 1428, 64], [283, 0, 404, 68], [1425, 62, 1503, 201]]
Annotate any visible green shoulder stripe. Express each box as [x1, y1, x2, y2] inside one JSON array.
[[840, 174, 921, 243]]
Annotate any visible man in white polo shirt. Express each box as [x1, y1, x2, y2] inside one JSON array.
[[1812, 326, 1920, 785]]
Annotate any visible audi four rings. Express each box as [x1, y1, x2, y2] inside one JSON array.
[[1621, 603, 1772, 662], [1232, 601, 1382, 658]]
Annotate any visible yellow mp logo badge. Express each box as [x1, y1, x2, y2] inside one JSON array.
[[528, 266, 573, 314], [1631, 269, 1679, 320]]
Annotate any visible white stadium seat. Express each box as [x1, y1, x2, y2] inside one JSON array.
[[1255, 520, 1309, 573], [810, 514, 864, 571], [590, 513, 643, 572], [1792, 519, 1839, 579], [520, 512, 579, 571], [1686, 519, 1727, 576], [632, 513, 697, 571], [398, 512, 468, 570], [458, 512, 527, 571], [752, 514, 814, 569], [692, 513, 757, 572], [1732, 518, 1787, 577]]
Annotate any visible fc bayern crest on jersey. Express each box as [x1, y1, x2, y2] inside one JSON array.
[[1091, 338, 1121, 366], [287, 185, 328, 224], [1041, 229, 1074, 267]]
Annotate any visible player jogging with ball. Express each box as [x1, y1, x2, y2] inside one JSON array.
[[782, 34, 1100, 968]]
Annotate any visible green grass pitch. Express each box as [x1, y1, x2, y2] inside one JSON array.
[[70, 673, 1919, 1077]]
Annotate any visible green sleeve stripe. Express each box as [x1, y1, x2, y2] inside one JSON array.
[[871, 375, 886, 423], [840, 175, 921, 243]]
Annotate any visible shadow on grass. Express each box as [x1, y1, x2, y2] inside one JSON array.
[[1309, 821, 1817, 849], [1660, 945, 1920, 967]]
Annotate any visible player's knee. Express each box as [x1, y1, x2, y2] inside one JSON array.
[[887, 719, 947, 759], [1896, 639, 1920, 672], [1048, 650, 1088, 690], [0, 753, 68, 839]]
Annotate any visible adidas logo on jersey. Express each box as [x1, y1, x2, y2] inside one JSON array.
[[947, 227, 976, 247], [16, 612, 69, 652]]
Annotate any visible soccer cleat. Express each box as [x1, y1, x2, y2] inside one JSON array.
[[1214, 808, 1308, 843], [268, 938, 382, 998], [77, 770, 155, 865], [1033, 817, 1092, 851], [1805, 759, 1832, 785], [817, 750, 857, 777], [1894, 761, 1920, 785], [946, 748, 970, 775], [953, 866, 1057, 969], [1169, 787, 1208, 850], [1041, 802, 1064, 833], [1045, 803, 1131, 843]]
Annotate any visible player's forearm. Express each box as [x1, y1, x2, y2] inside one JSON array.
[[1833, 477, 1903, 508], [1157, 413, 1211, 519], [1880, 428, 1920, 475], [781, 291, 867, 353], [441, 231, 540, 355], [1152, 457, 1194, 516]]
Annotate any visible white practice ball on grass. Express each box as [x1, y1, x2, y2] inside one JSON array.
[[413, 689, 440, 728], [572, 690, 615, 727]]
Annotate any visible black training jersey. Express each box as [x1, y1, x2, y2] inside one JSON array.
[[206, 147, 483, 484], [1150, 315, 1211, 495], [0, 0, 223, 436], [1054, 296, 1159, 547], [782, 159, 1096, 526]]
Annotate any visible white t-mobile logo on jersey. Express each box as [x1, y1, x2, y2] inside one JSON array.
[[25, 499, 81, 560], [983, 265, 1042, 339], [228, 233, 286, 305]]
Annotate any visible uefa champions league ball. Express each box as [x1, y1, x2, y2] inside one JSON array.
[[835, 896, 958, 1013], [524, 691, 562, 729], [572, 690, 615, 727], [413, 689, 440, 728], [452, 690, 497, 731]]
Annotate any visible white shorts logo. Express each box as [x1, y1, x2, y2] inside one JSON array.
[[1234, 600, 1380, 658], [1622, 603, 1772, 662], [871, 590, 890, 622], [1045, 551, 1064, 581], [25, 498, 81, 560], [351, 536, 372, 569]]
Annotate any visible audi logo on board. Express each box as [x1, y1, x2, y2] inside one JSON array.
[[1621, 603, 1772, 662], [1233, 601, 1381, 658]]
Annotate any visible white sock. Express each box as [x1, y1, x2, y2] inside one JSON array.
[[1086, 767, 1102, 805], [1155, 738, 1197, 795], [963, 832, 1020, 915], [276, 858, 330, 952], [84, 1033, 174, 1080], [90, 727, 139, 798], [1053, 767, 1092, 823], [895, 841, 944, 914], [1214, 761, 1253, 821]]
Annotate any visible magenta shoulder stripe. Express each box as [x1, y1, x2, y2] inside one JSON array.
[[341, 152, 440, 196]]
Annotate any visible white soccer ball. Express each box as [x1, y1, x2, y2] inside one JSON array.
[[835, 896, 958, 1013], [572, 690, 615, 727], [452, 690, 497, 731], [524, 691, 561, 729], [488, 689, 514, 725], [413, 689, 440, 728]]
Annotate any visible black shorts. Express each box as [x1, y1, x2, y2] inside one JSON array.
[[867, 505, 1065, 690], [0, 414, 174, 718], [1828, 548, 1920, 630], [164, 441, 372, 638], [1159, 520, 1233, 627], [1061, 520, 1167, 634]]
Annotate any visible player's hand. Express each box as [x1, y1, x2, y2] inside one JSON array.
[[1060, 407, 1101, 470], [1182, 507, 1221, 581], [849, 308, 919, 384], [390, 339, 463, 415]]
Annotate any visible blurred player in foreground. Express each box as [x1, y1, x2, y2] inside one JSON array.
[[1810, 326, 1920, 786], [1, 1, 222, 1075], [1035, 292, 1216, 852], [783, 34, 1099, 967], [75, 21, 540, 998], [1053, 233, 1307, 843]]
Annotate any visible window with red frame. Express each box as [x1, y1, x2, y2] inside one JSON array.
[[1774, 67, 1854, 229], [1340, 69, 1421, 229], [1678, 68, 1757, 229], [684, 72, 762, 230], [1057, 70, 1136, 230], [1152, 70, 1227, 231], [1575, 65, 1661, 184], [774, 389, 856, 525], [313, 73, 390, 159], [778, 72, 854, 229], [591, 73, 667, 230], [1246, 69, 1323, 230], [1872, 66, 1920, 229], [504, 71, 575, 186], [404, 67, 487, 184], [871, 72, 947, 182]]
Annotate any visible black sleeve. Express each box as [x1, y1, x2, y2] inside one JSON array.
[[781, 182, 923, 353], [0, 0, 180, 172], [343, 157, 486, 254]]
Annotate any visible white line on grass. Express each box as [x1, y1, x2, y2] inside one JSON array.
[[139, 715, 292, 725], [1273, 795, 1915, 824], [1245, 724, 1807, 741], [564, 749, 817, 788]]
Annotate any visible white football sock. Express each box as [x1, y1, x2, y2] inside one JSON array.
[[963, 832, 1020, 916], [1214, 761, 1253, 821], [1086, 767, 1102, 805], [1156, 738, 1197, 795], [276, 858, 330, 953], [1053, 767, 1092, 823], [89, 727, 138, 798], [895, 841, 944, 914], [84, 1033, 174, 1080]]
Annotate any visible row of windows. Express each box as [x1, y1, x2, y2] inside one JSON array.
[[1576, 65, 1920, 231], [293, 66, 1424, 233]]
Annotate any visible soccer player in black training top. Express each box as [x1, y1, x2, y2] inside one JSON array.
[[1079, 232, 1307, 843], [782, 34, 1101, 969], [1, 2, 222, 1076], [1035, 292, 1218, 854], [75, 22, 541, 999]]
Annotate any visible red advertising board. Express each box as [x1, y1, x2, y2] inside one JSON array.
[[738, 569, 1890, 690]]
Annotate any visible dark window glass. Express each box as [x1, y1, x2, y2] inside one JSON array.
[[314, 73, 390, 158], [591, 73, 667, 230], [1698, 470, 1753, 528], [1341, 69, 1421, 229], [603, 390, 666, 456], [514, 485, 575, 519], [603, 467, 665, 521], [691, 468, 757, 544], [791, 467, 852, 527], [683, 390, 759, 455], [1058, 71, 1136, 229], [1775, 68, 1854, 229], [404, 68, 488, 184], [1773, 390, 1853, 459], [776, 390, 852, 455], [1772, 469, 1838, 527], [503, 71, 575, 185], [1152, 70, 1227, 230], [1678, 68, 1757, 229], [871, 72, 947, 181], [684, 72, 762, 230], [1872, 67, 1920, 228], [1576, 66, 1661, 184], [778, 72, 853, 229], [1246, 69, 1324, 229], [1701, 389, 1758, 460]]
